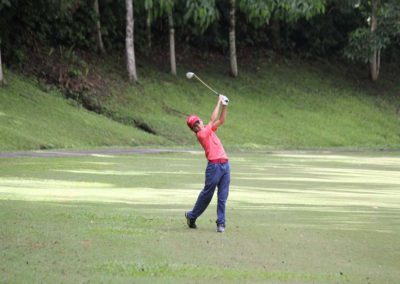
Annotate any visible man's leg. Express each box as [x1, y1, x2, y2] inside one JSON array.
[[216, 163, 230, 226], [187, 163, 221, 220]]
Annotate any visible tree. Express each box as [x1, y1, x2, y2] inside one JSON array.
[[275, 0, 326, 49], [0, 39, 4, 86], [370, 0, 380, 81], [94, 0, 106, 54], [345, 0, 400, 81], [229, 0, 238, 77], [0, 0, 10, 86], [157, 0, 177, 75], [126, 0, 138, 83], [168, 10, 176, 75], [144, 0, 153, 50], [183, 0, 221, 71], [234, 0, 325, 74]]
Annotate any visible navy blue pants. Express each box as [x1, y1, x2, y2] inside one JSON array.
[[187, 162, 230, 225]]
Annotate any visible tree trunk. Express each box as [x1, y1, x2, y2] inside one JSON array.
[[0, 42, 4, 86], [125, 0, 138, 83], [229, 0, 238, 77], [146, 10, 152, 50], [168, 12, 176, 76], [271, 16, 281, 51], [370, 0, 380, 81], [94, 0, 106, 54]]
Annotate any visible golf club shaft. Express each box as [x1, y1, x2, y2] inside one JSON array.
[[194, 75, 219, 96]]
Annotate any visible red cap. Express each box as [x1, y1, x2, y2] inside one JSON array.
[[186, 115, 201, 129]]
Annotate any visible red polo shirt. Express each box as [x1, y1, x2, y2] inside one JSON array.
[[196, 124, 228, 161]]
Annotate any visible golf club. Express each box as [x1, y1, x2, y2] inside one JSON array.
[[186, 72, 219, 96]]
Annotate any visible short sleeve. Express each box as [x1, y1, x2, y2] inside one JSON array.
[[204, 125, 213, 135]]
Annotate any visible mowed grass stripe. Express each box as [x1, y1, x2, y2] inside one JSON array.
[[1, 152, 400, 207], [1, 152, 400, 283]]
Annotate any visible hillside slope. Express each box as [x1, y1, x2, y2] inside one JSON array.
[[0, 72, 170, 151], [91, 56, 400, 150], [1, 57, 400, 151]]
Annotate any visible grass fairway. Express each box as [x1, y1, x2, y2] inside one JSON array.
[[1, 151, 400, 283]]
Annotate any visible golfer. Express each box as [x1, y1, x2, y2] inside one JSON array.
[[185, 94, 230, 233]]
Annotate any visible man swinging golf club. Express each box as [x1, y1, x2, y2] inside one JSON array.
[[185, 93, 230, 233]]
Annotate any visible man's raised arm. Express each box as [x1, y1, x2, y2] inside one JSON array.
[[209, 95, 229, 129]]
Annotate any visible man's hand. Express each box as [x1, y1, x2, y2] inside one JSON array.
[[221, 95, 229, 106]]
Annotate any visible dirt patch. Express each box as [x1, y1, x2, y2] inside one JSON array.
[[31, 243, 46, 249], [134, 120, 157, 135], [163, 104, 188, 118], [82, 240, 92, 249]]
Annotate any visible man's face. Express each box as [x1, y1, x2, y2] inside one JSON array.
[[191, 120, 204, 133]]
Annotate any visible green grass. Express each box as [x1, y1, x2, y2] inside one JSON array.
[[1, 151, 400, 283], [94, 57, 400, 149], [0, 72, 170, 151], [1, 56, 400, 151]]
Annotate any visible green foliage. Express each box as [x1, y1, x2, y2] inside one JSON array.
[[0, 0, 10, 9], [98, 1, 125, 50], [238, 0, 326, 27], [288, 0, 363, 56], [184, 0, 219, 34], [273, 0, 326, 21], [345, 27, 389, 62], [68, 67, 82, 78], [345, 0, 400, 64], [0, 0, 399, 70], [380, 0, 400, 42], [142, 0, 175, 17], [0, 0, 99, 61], [238, 0, 275, 27], [158, 0, 175, 14]]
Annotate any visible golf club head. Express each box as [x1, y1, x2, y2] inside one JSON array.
[[186, 72, 195, 79]]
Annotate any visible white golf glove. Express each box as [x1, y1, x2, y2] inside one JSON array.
[[221, 95, 229, 106]]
